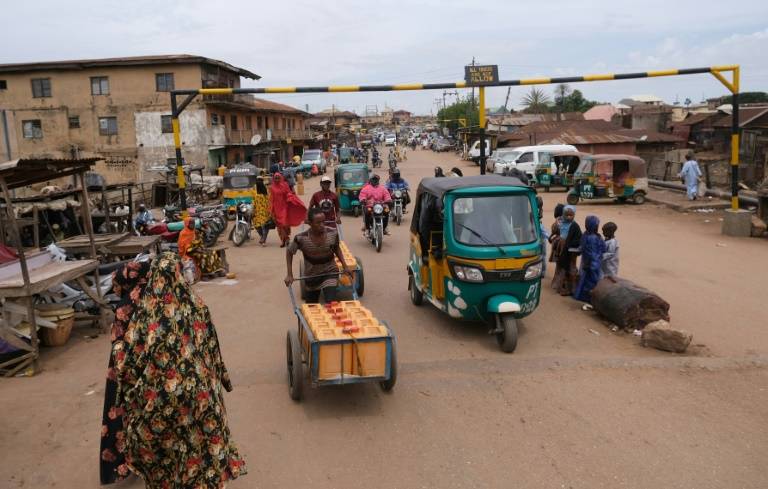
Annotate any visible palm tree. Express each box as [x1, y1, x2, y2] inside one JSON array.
[[521, 87, 551, 113]]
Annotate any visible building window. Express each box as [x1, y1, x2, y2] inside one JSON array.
[[161, 115, 173, 133], [155, 73, 175, 92], [0, 80, 7, 90], [230, 115, 238, 130], [68, 116, 80, 129], [90, 76, 110, 95], [31, 78, 52, 98], [98, 117, 118, 135], [211, 113, 219, 125], [22, 120, 43, 139], [245, 116, 252, 130]]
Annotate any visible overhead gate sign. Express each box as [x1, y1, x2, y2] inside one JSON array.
[[465, 65, 499, 86]]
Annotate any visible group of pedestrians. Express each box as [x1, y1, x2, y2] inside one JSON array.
[[546, 203, 620, 304]]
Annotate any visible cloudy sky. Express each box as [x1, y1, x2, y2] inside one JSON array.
[[2, 0, 767, 114]]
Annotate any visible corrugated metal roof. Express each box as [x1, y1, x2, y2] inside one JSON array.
[[712, 107, 768, 128], [672, 112, 718, 126], [499, 120, 638, 145], [0, 54, 260, 79], [616, 129, 684, 143]]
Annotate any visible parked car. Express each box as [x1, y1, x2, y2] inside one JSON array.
[[468, 140, 493, 163], [487, 148, 521, 173], [493, 144, 577, 179], [301, 149, 327, 174]]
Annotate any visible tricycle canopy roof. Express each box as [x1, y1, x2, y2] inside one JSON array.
[[593, 154, 647, 177], [416, 175, 528, 200], [224, 163, 258, 177], [0, 158, 100, 189], [551, 151, 593, 159]]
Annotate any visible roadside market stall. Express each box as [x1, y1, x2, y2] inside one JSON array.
[[0, 158, 103, 377]]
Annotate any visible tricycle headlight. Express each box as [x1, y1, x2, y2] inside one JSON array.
[[524, 261, 543, 280], [453, 265, 483, 282]]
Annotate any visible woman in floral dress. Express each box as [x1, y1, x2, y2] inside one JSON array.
[[111, 252, 246, 488]]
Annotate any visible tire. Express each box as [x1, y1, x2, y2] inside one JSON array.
[[395, 211, 402, 226], [495, 314, 519, 353], [566, 193, 579, 205], [409, 274, 423, 306], [375, 226, 383, 253], [355, 257, 364, 297], [232, 222, 247, 247], [299, 261, 308, 301], [286, 330, 304, 401], [379, 341, 397, 392], [203, 230, 218, 248], [544, 186, 550, 193], [632, 192, 646, 205], [353, 206, 360, 217]]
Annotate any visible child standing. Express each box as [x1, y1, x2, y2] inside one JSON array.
[[601, 222, 619, 278]]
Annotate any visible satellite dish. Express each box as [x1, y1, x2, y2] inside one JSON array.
[[250, 134, 262, 145]]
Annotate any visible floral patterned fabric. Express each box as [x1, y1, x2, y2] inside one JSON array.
[[100, 259, 152, 484], [112, 252, 246, 488], [252, 193, 270, 228], [187, 237, 224, 276]]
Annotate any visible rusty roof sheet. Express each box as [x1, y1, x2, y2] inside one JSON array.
[[0, 54, 260, 79], [616, 129, 684, 143], [672, 112, 718, 126], [712, 107, 768, 128], [498, 120, 639, 145], [0, 158, 100, 189]]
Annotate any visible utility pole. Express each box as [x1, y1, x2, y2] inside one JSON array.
[[504, 86, 511, 113], [470, 57, 476, 107]]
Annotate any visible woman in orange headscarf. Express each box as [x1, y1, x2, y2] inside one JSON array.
[[178, 218, 223, 278], [177, 217, 196, 259]]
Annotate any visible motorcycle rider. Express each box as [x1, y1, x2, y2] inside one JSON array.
[[385, 169, 410, 211], [359, 174, 392, 236], [309, 175, 341, 227], [133, 204, 154, 231]]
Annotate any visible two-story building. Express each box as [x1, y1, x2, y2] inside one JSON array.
[[0, 54, 311, 183]]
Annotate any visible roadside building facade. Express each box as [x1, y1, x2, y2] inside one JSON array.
[[0, 55, 311, 183]]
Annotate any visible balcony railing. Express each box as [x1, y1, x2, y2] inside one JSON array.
[[224, 128, 314, 145]]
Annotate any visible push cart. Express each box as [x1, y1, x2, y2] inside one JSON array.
[[286, 277, 396, 401]]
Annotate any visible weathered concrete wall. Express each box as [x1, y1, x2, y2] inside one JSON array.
[[135, 109, 212, 179]]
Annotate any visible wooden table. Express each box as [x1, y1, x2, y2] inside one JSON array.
[[0, 256, 98, 299], [104, 235, 161, 257], [56, 233, 128, 255]]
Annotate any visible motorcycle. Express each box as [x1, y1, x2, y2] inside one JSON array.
[[229, 202, 253, 247], [391, 189, 406, 225], [372, 151, 382, 168], [365, 202, 389, 253]]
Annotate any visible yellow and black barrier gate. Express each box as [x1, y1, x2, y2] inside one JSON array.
[[170, 65, 741, 212]]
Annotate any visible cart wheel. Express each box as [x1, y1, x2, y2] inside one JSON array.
[[355, 257, 365, 297], [286, 330, 304, 401], [566, 193, 579, 205], [380, 341, 397, 392], [496, 314, 518, 353], [353, 206, 360, 217], [299, 261, 308, 301], [632, 191, 646, 205], [409, 275, 423, 306]]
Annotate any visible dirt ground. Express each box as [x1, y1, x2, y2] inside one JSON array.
[[2, 148, 767, 489]]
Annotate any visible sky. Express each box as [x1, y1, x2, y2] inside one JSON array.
[[2, 0, 767, 115]]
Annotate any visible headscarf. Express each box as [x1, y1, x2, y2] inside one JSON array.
[[584, 215, 600, 234], [177, 217, 196, 258], [559, 205, 576, 238], [114, 253, 246, 487], [100, 259, 152, 484]]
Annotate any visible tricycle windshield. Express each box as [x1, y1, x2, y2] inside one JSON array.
[[339, 169, 367, 184], [574, 158, 593, 175], [452, 195, 537, 246], [226, 176, 253, 188]]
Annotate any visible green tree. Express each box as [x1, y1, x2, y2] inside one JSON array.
[[554, 89, 600, 112], [721, 92, 768, 104], [437, 95, 479, 133], [521, 87, 551, 113]]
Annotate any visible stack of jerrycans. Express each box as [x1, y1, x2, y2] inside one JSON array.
[[334, 241, 357, 286], [299, 300, 388, 379]]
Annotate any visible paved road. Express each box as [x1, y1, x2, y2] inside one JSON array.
[[2, 147, 767, 489]]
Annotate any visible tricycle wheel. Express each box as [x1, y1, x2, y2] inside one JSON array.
[[355, 257, 365, 297], [286, 330, 304, 401], [379, 341, 397, 392], [632, 191, 646, 205], [409, 274, 423, 306], [566, 193, 579, 205], [495, 314, 518, 353]]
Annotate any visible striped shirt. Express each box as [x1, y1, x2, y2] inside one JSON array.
[[288, 228, 340, 291]]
